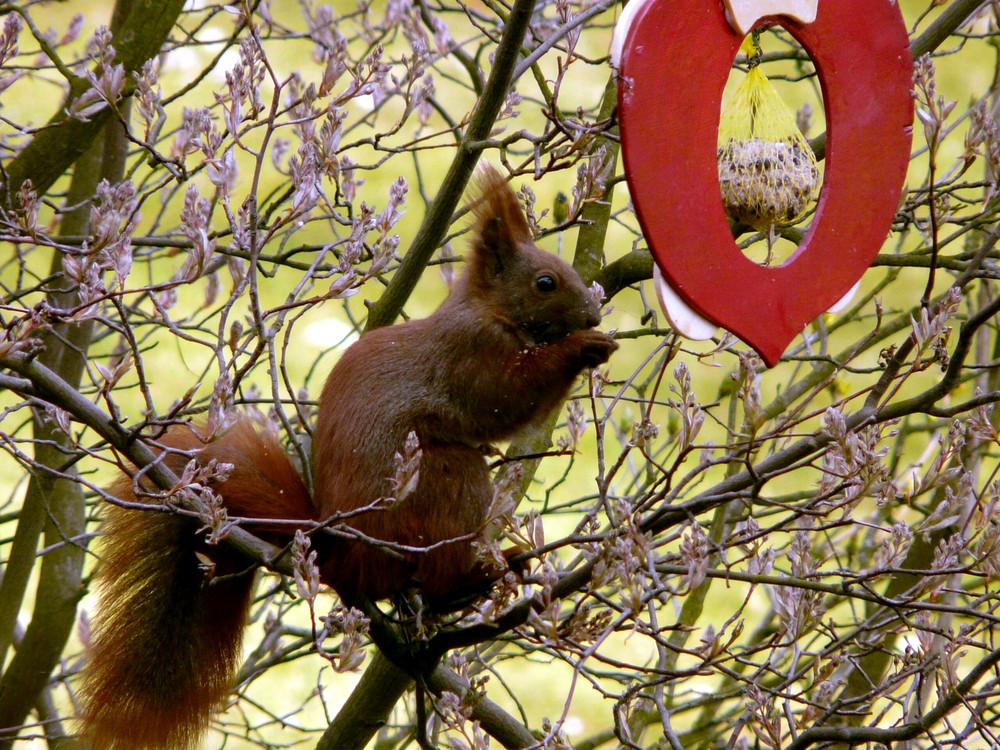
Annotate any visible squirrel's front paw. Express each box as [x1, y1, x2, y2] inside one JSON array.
[[576, 329, 618, 368]]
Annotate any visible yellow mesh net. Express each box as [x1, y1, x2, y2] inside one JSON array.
[[718, 37, 819, 230]]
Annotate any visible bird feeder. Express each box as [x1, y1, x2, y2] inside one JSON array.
[[612, 0, 913, 366]]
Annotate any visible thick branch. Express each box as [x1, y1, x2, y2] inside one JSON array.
[[910, 0, 989, 59], [315, 651, 412, 750], [592, 248, 653, 300], [363, 0, 535, 330], [0, 352, 287, 571], [0, 0, 185, 203]]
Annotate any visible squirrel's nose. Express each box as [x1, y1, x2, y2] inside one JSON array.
[[585, 309, 601, 328]]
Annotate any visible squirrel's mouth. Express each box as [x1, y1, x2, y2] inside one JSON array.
[[522, 308, 602, 345], [522, 319, 574, 346], [519, 319, 557, 346]]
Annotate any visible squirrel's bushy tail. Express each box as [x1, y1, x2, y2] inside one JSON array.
[[80, 420, 313, 750], [80, 503, 254, 750]]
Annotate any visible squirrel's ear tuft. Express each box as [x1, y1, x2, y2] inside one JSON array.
[[469, 165, 532, 278]]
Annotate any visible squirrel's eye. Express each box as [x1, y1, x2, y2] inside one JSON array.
[[536, 275, 557, 292]]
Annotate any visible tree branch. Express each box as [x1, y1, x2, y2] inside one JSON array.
[[0, 352, 288, 572], [0, 0, 186, 203], [363, 0, 536, 331]]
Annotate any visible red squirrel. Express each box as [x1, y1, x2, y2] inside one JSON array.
[[79, 166, 617, 749]]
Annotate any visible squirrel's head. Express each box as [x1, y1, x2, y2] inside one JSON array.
[[463, 165, 603, 345]]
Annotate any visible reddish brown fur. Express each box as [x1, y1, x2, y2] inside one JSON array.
[[80, 423, 313, 750], [81, 166, 616, 748], [313, 167, 616, 602]]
